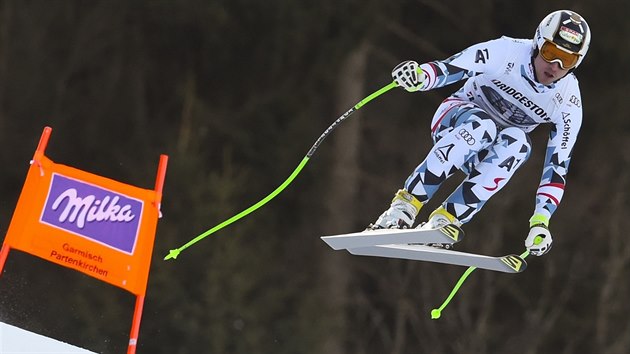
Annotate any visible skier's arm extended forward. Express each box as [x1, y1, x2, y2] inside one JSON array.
[[392, 37, 509, 92]]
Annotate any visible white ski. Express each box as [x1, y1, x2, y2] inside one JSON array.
[[347, 244, 527, 273], [321, 224, 463, 250]]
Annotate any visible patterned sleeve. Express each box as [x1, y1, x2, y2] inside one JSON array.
[[418, 37, 509, 91], [534, 88, 583, 221]]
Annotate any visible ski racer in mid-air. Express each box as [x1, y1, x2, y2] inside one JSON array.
[[368, 10, 590, 257]]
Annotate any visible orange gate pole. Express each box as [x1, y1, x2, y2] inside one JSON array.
[[126, 154, 168, 354]]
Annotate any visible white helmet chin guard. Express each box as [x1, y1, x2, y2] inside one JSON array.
[[534, 10, 591, 68]]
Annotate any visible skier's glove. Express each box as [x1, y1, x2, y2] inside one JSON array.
[[392, 61, 427, 92], [525, 214, 553, 256]]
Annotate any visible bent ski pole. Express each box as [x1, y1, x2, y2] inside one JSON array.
[[430, 236, 542, 319], [165, 81, 398, 261]]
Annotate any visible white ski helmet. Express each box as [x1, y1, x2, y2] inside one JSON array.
[[533, 10, 591, 69]]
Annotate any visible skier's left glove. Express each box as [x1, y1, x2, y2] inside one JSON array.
[[392, 61, 427, 92], [525, 214, 553, 256]]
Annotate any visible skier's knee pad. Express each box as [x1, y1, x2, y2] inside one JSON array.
[[499, 127, 529, 143], [497, 127, 531, 160], [433, 105, 498, 145], [461, 111, 498, 147], [477, 116, 498, 142]]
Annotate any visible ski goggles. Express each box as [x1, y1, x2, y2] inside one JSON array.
[[539, 40, 580, 70]]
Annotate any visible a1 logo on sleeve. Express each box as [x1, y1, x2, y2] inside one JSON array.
[[40, 173, 144, 254], [475, 48, 490, 64]]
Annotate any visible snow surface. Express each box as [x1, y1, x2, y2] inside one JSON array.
[[0, 321, 96, 353]]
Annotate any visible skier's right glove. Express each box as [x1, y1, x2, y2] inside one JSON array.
[[392, 61, 427, 92], [525, 214, 553, 256]]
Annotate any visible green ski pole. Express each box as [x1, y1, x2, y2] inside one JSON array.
[[165, 81, 397, 261], [430, 236, 542, 319]]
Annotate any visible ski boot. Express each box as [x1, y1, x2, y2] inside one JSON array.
[[416, 206, 462, 250], [367, 189, 423, 230]]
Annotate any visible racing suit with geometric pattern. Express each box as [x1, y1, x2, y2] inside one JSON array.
[[403, 36, 582, 224]]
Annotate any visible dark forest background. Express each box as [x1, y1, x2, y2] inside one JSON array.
[[0, 1, 628, 353]]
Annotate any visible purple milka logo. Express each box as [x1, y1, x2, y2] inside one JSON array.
[[40, 173, 144, 254]]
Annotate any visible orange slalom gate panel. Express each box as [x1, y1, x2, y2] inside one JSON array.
[[4, 154, 161, 296]]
